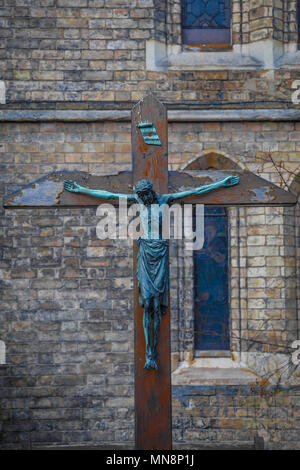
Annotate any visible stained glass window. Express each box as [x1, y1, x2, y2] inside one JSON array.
[[182, 0, 231, 47], [194, 207, 230, 351]]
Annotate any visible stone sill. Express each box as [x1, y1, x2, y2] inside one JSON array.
[[172, 356, 259, 386], [276, 50, 300, 68], [157, 50, 262, 71], [172, 365, 259, 386], [172, 352, 297, 386], [147, 39, 300, 71], [146, 39, 263, 71]]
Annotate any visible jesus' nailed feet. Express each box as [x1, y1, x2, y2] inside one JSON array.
[[144, 347, 158, 371]]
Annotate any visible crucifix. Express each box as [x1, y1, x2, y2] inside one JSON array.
[[3, 92, 297, 450], [62, 95, 239, 449]]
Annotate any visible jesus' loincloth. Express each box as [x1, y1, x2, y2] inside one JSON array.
[[136, 238, 169, 313]]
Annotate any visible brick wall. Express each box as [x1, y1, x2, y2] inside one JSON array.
[[172, 384, 300, 450], [1, 0, 300, 450], [230, 206, 298, 355], [1, 119, 300, 448], [0, 207, 135, 448], [0, 0, 299, 108], [2, 119, 300, 194], [283, 0, 298, 43]]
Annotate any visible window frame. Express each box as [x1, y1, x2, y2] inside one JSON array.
[[193, 206, 231, 355], [181, 0, 232, 51]]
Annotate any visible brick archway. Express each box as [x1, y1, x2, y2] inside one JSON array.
[[182, 152, 241, 171], [290, 172, 300, 198]]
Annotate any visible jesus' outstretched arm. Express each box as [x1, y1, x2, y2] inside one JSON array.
[[163, 175, 239, 204], [64, 180, 136, 202]]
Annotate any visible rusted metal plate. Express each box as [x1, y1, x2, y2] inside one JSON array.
[[132, 93, 172, 450], [168, 170, 297, 206], [4, 169, 296, 208], [3, 170, 133, 207]]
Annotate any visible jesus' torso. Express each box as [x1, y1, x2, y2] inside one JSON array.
[[134, 194, 170, 240]]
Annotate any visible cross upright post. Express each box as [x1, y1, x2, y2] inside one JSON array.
[[131, 92, 172, 450]]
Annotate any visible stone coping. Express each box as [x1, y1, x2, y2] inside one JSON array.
[[1, 108, 300, 122]]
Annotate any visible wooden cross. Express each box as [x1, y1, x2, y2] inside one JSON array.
[[3, 92, 296, 451], [131, 93, 171, 450]]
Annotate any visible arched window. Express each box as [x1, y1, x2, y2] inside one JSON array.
[[183, 153, 235, 353], [194, 207, 230, 351], [182, 0, 232, 49]]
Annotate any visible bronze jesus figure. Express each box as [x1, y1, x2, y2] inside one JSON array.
[[64, 175, 239, 370]]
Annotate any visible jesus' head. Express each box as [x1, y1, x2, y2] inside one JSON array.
[[134, 179, 158, 206]]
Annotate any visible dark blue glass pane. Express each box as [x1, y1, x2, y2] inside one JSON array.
[[206, 0, 219, 18], [194, 207, 230, 350], [183, 0, 231, 29], [186, 13, 195, 26], [191, 1, 205, 18]]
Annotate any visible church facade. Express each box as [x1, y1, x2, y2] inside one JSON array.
[[0, 0, 300, 449]]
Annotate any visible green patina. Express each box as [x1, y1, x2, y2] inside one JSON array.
[[64, 175, 239, 370]]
